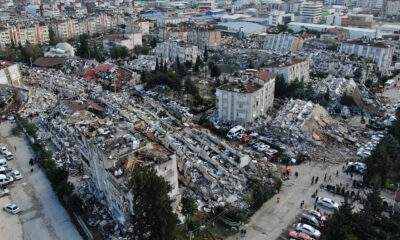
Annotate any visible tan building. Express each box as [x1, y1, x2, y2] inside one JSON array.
[[263, 33, 304, 52], [263, 58, 310, 83], [216, 71, 276, 123], [103, 33, 142, 52], [0, 27, 11, 48], [158, 27, 187, 42], [187, 28, 221, 50], [341, 15, 378, 28], [8, 24, 49, 46], [126, 18, 150, 35], [0, 61, 23, 87], [339, 41, 394, 71]]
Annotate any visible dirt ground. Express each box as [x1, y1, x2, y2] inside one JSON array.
[[227, 158, 363, 240], [0, 121, 82, 240]]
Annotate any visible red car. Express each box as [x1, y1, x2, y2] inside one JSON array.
[[241, 136, 253, 143], [289, 231, 315, 240]]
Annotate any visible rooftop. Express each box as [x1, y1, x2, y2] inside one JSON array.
[[264, 58, 307, 68]]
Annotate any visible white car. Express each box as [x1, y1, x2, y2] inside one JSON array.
[[257, 144, 270, 152], [0, 146, 7, 154], [11, 171, 22, 180], [295, 223, 321, 238], [0, 188, 9, 197], [265, 149, 278, 156], [3, 203, 20, 214], [317, 197, 339, 211]]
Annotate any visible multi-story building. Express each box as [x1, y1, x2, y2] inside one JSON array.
[[152, 41, 199, 63], [103, 33, 142, 52], [300, 2, 322, 23], [0, 61, 23, 87], [216, 71, 276, 123], [0, 27, 11, 47], [341, 14, 378, 28], [156, 17, 189, 27], [8, 24, 49, 46], [263, 34, 304, 52], [72, 113, 180, 224], [263, 58, 310, 83], [187, 28, 221, 50], [284, 1, 301, 13], [339, 41, 394, 71], [267, 10, 295, 26], [158, 27, 187, 42], [125, 18, 150, 35], [384, 0, 400, 20]]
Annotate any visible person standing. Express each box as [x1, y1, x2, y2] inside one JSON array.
[[315, 176, 319, 184], [324, 173, 327, 182], [311, 176, 315, 185]]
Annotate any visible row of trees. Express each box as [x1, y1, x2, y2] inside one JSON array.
[[0, 42, 43, 64], [274, 74, 315, 101], [77, 34, 104, 62], [322, 188, 400, 240]]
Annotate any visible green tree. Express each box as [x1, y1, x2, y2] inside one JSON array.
[[203, 46, 208, 62], [128, 167, 178, 240], [210, 63, 221, 78], [49, 28, 58, 46], [155, 58, 159, 72], [365, 145, 392, 186], [277, 24, 288, 33], [77, 34, 90, 58], [324, 198, 354, 240], [305, 82, 315, 101], [193, 56, 202, 72], [380, 134, 399, 160], [181, 196, 196, 216], [184, 78, 199, 96], [274, 74, 288, 98], [26, 123, 38, 138], [110, 45, 130, 59], [324, 88, 330, 102], [151, 38, 158, 48], [67, 194, 83, 214], [134, 45, 149, 55], [21, 43, 43, 63], [340, 94, 355, 106], [55, 180, 74, 199], [163, 60, 168, 73]]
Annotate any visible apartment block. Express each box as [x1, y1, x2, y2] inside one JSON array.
[[126, 18, 150, 35], [263, 58, 310, 83], [0, 61, 23, 87], [9, 24, 49, 46], [0, 27, 11, 48], [300, 2, 322, 23], [187, 28, 221, 50], [103, 33, 142, 52], [152, 41, 199, 63], [339, 41, 394, 71], [216, 71, 276, 123], [263, 34, 304, 52], [384, 0, 400, 19], [158, 27, 187, 42]]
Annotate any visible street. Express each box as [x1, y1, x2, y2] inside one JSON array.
[[228, 160, 361, 240], [0, 121, 82, 240]]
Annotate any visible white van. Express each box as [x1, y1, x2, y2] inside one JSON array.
[[226, 125, 245, 139], [0, 159, 8, 168], [4, 151, 13, 161], [0, 174, 12, 185]]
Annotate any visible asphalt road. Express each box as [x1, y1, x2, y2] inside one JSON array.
[[0, 121, 82, 240], [228, 160, 361, 240]]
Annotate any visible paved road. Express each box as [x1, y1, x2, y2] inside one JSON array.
[[228, 161, 359, 240], [0, 121, 82, 240]]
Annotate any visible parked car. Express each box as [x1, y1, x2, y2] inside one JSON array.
[[317, 197, 339, 211], [306, 210, 328, 224], [249, 132, 259, 138], [6, 116, 14, 121], [247, 139, 257, 146], [0, 146, 7, 154], [241, 136, 252, 143], [0, 174, 12, 185], [296, 223, 321, 238], [236, 133, 246, 140], [11, 170, 22, 180], [0, 188, 9, 197], [300, 214, 321, 229], [257, 144, 270, 152], [289, 230, 315, 240], [265, 149, 278, 156], [3, 203, 20, 214]]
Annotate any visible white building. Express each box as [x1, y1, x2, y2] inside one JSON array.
[[103, 33, 142, 52], [300, 2, 322, 23], [263, 58, 310, 83], [44, 42, 75, 58], [263, 34, 304, 52], [339, 41, 394, 71], [152, 41, 199, 63], [0, 61, 23, 87], [156, 17, 189, 27], [216, 71, 276, 123], [267, 10, 295, 26]]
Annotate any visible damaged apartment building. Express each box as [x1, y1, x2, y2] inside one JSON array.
[[263, 57, 310, 83], [216, 71, 276, 123]]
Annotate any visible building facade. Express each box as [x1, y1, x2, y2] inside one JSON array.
[[339, 41, 394, 71], [152, 41, 199, 63], [103, 33, 142, 52], [384, 0, 400, 20], [300, 2, 322, 23], [187, 28, 221, 50], [216, 71, 276, 123], [264, 58, 310, 83], [0, 61, 23, 87], [5, 24, 50, 46], [263, 33, 304, 52]]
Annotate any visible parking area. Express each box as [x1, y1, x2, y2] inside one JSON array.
[[228, 160, 363, 240], [0, 121, 82, 240]]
